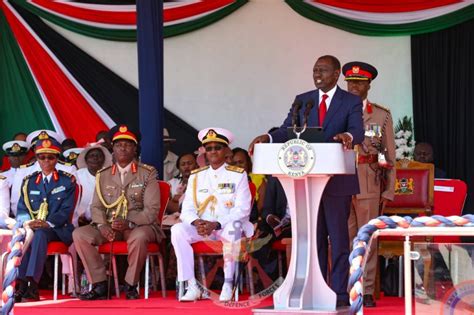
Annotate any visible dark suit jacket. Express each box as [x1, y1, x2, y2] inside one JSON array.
[[17, 170, 76, 244], [270, 86, 364, 196], [260, 176, 288, 234]]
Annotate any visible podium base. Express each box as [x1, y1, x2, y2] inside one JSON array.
[[252, 306, 350, 315]]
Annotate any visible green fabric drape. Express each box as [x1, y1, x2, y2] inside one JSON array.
[[285, 0, 474, 36], [0, 9, 53, 149], [12, 0, 248, 41]]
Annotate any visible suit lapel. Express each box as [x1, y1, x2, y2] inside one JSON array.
[[323, 86, 342, 129], [306, 90, 319, 127]]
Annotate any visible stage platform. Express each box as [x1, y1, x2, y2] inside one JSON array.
[[13, 291, 405, 315]]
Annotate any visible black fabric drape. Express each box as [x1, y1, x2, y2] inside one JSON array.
[[12, 2, 199, 158], [411, 18, 474, 215]]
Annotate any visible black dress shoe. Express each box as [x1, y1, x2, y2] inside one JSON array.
[[14, 288, 27, 303], [79, 281, 108, 300], [336, 299, 350, 308], [22, 286, 40, 302], [125, 284, 139, 300], [363, 294, 376, 307]]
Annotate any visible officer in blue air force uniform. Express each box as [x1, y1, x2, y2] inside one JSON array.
[[15, 138, 76, 302], [171, 127, 252, 302]]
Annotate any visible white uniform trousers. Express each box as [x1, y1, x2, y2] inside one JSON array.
[[171, 221, 243, 282]]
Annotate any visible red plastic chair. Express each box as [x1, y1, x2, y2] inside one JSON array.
[[47, 183, 81, 300], [98, 180, 170, 299], [190, 181, 257, 299], [432, 179, 468, 243]]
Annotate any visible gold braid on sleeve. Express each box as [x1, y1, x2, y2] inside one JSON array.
[[95, 171, 128, 222], [22, 178, 48, 220], [192, 173, 217, 217]]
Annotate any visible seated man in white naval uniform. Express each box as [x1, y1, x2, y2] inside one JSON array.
[[171, 127, 252, 302]]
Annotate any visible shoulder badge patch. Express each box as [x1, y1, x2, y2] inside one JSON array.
[[225, 165, 245, 173], [97, 165, 112, 174], [20, 161, 35, 168], [58, 160, 73, 166], [139, 163, 155, 171], [372, 103, 390, 112], [0, 174, 5, 180], [191, 166, 209, 174]]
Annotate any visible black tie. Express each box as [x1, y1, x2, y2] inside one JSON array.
[[44, 177, 50, 190]]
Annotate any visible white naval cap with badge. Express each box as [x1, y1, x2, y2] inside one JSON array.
[[2, 140, 30, 156], [26, 129, 65, 146]]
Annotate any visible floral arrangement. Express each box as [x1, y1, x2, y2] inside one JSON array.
[[394, 116, 415, 160]]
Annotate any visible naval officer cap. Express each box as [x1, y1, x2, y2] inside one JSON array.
[[198, 127, 234, 146], [2, 140, 30, 156], [63, 148, 84, 162], [342, 61, 378, 82], [26, 129, 64, 146]]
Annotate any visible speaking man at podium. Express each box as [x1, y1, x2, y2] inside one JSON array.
[[249, 55, 364, 306]]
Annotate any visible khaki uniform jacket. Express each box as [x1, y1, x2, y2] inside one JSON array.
[[356, 102, 396, 201], [91, 161, 165, 242]]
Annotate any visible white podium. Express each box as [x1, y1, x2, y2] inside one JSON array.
[[251, 143, 356, 315]]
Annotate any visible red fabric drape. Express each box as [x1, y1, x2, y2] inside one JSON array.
[[2, 3, 108, 146], [32, 0, 236, 24], [164, 0, 235, 22], [313, 0, 462, 13], [32, 0, 136, 24]]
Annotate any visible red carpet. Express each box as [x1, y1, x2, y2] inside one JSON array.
[[13, 291, 405, 315]]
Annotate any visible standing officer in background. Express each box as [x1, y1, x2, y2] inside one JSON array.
[[343, 61, 396, 307], [74, 125, 164, 300], [15, 138, 76, 302], [172, 127, 252, 302]]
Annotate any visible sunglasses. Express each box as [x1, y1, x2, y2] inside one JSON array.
[[37, 154, 57, 161], [205, 144, 224, 152]]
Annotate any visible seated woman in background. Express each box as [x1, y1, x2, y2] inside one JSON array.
[[164, 153, 198, 226], [232, 147, 266, 222]]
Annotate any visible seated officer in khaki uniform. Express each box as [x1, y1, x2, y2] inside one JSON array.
[[73, 125, 164, 300], [172, 127, 252, 302], [343, 61, 396, 308]]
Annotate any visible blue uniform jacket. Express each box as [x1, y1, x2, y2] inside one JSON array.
[[17, 169, 76, 244], [270, 86, 364, 196]]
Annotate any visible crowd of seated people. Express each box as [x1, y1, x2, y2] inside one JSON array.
[[0, 126, 291, 303]]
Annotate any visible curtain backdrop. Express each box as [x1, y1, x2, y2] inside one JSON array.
[[411, 18, 474, 214]]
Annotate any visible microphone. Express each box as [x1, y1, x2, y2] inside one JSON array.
[[291, 100, 303, 127], [303, 100, 314, 126]]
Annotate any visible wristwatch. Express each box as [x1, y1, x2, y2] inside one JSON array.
[[128, 221, 137, 229]]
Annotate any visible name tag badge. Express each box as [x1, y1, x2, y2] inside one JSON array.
[[30, 190, 40, 195], [198, 189, 208, 193], [51, 186, 66, 195], [217, 183, 235, 194], [130, 183, 144, 188]]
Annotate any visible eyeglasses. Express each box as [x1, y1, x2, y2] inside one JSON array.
[[37, 154, 57, 161], [205, 144, 224, 152]]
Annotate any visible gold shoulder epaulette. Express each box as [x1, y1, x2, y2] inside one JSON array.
[[57, 160, 73, 166], [372, 103, 390, 112], [97, 165, 112, 174], [0, 174, 5, 180], [59, 170, 73, 177], [225, 165, 245, 173], [139, 163, 155, 171], [191, 166, 209, 174], [20, 161, 35, 168], [23, 171, 38, 181]]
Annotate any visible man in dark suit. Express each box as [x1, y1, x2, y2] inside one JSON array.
[[249, 55, 364, 306], [15, 138, 76, 302]]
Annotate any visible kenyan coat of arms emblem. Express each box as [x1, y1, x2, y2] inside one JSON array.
[[277, 139, 315, 177]]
